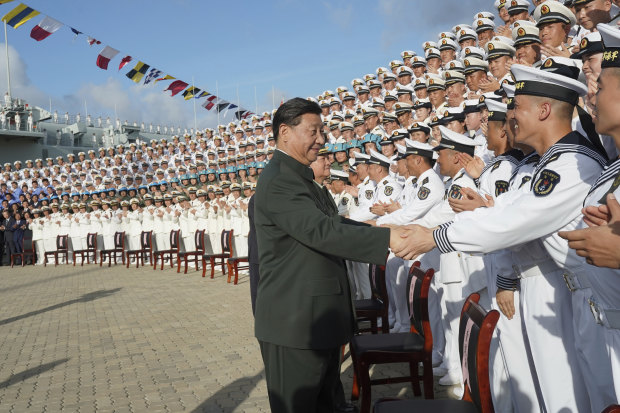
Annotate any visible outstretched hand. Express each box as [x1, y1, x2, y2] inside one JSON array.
[[455, 153, 484, 179], [449, 187, 493, 213], [387, 224, 437, 261]]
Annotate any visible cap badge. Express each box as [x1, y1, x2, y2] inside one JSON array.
[[541, 4, 550, 14], [518, 27, 525, 36]]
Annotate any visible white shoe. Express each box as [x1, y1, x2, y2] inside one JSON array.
[[438, 369, 462, 386], [432, 366, 448, 377]]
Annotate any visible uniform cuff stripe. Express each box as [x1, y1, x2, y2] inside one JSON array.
[[433, 225, 456, 253]]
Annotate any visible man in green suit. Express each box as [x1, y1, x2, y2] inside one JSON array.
[[254, 98, 404, 413]]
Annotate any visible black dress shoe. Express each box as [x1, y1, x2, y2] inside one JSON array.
[[335, 402, 357, 412]]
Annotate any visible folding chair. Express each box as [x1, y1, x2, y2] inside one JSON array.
[[202, 229, 234, 279], [372, 292, 500, 413], [44, 235, 69, 266], [72, 232, 98, 266], [100, 231, 125, 267], [350, 262, 435, 412]]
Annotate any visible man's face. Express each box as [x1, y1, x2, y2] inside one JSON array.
[[539, 22, 568, 48], [488, 56, 510, 79], [486, 121, 506, 154], [413, 66, 426, 78], [279, 113, 324, 166], [593, 69, 620, 136], [440, 49, 456, 64], [582, 53, 603, 82], [364, 115, 379, 131], [367, 164, 383, 181], [436, 149, 456, 176], [499, 6, 510, 23], [516, 43, 541, 65], [575, 0, 611, 30], [509, 11, 529, 24], [466, 71, 486, 92], [398, 74, 412, 85], [428, 89, 446, 108], [477, 29, 494, 46], [513, 95, 539, 147], [446, 120, 465, 134], [446, 83, 466, 106]]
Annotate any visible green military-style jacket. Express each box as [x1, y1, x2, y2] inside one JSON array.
[[254, 150, 389, 350]]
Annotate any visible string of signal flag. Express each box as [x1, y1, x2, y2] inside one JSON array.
[[0, 1, 255, 120]]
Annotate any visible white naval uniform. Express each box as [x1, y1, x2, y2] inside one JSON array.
[[88, 209, 104, 253], [31, 217, 45, 264], [127, 210, 142, 251], [433, 132, 606, 412], [207, 200, 221, 254], [561, 157, 620, 408], [100, 209, 114, 250], [378, 169, 444, 335], [331, 191, 355, 217], [59, 213, 72, 263], [69, 212, 83, 262], [154, 206, 167, 251], [416, 168, 486, 383]]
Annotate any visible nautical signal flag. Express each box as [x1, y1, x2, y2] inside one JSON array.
[[143, 68, 163, 85], [118, 55, 132, 71], [126, 61, 150, 83], [195, 91, 209, 99], [87, 36, 101, 46], [202, 95, 220, 110], [165, 80, 189, 97], [96, 46, 119, 70], [155, 74, 175, 83], [30, 16, 62, 41], [0, 0, 16, 4], [182, 86, 201, 100], [2, 3, 39, 28]]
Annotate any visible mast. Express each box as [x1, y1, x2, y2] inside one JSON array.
[[4, 21, 12, 101]]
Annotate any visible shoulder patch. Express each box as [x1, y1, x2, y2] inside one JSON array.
[[533, 169, 560, 197], [492, 161, 501, 171], [354, 198, 359, 206], [422, 177, 429, 185], [449, 184, 463, 199], [384, 186, 393, 196], [417, 186, 431, 200], [495, 180, 509, 197], [365, 189, 374, 200], [342, 197, 349, 205]]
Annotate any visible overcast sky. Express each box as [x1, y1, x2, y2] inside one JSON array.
[[0, 0, 494, 128]]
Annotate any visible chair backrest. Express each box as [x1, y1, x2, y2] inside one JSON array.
[[140, 231, 152, 249], [221, 230, 234, 255], [57, 235, 69, 250], [194, 229, 205, 251], [458, 293, 500, 413], [170, 230, 180, 249], [86, 233, 97, 249], [114, 231, 125, 249], [368, 262, 387, 305], [406, 261, 434, 354]]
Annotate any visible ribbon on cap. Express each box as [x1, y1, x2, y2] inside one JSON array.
[[514, 80, 580, 105]]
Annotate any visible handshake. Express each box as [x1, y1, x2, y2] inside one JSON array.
[[386, 224, 437, 260]]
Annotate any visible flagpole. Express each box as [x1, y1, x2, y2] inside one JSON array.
[[236, 84, 240, 122], [49, 97, 52, 113], [216, 81, 220, 126], [254, 86, 258, 115], [192, 76, 197, 132], [4, 21, 12, 100], [84, 99, 88, 119]]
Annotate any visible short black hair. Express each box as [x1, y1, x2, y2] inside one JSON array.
[[273, 98, 321, 142]]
